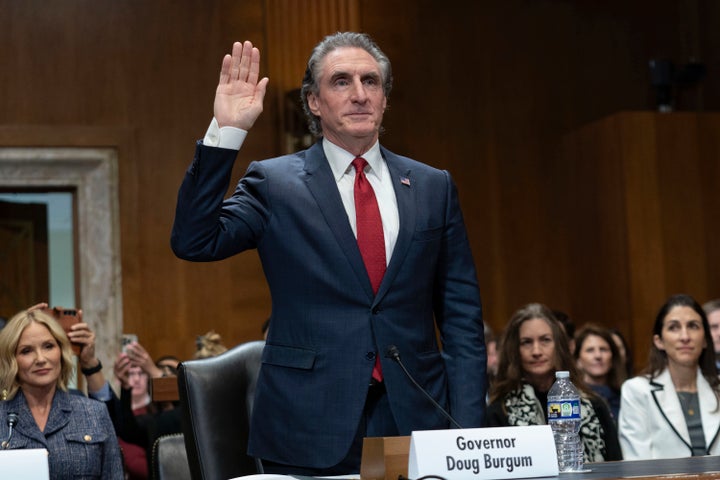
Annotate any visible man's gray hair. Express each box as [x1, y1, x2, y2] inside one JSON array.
[[300, 32, 393, 137]]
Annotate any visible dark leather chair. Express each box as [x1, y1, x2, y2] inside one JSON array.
[[151, 433, 192, 480], [177, 340, 265, 480]]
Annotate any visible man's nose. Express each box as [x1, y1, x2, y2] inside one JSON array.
[[350, 78, 368, 101]]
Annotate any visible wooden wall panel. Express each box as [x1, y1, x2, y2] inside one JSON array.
[[1, 0, 718, 372], [265, 0, 359, 152], [560, 112, 720, 370]]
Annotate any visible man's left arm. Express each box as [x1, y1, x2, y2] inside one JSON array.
[[434, 170, 487, 428]]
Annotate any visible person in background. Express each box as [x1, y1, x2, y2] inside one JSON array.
[[155, 355, 181, 377], [194, 330, 228, 359], [609, 328, 634, 379], [553, 309, 576, 354], [574, 324, 626, 420], [170, 31, 486, 475], [619, 294, 720, 459], [488, 303, 621, 462], [702, 299, 720, 369], [484, 322, 498, 386], [0, 309, 123, 479], [111, 339, 183, 477]]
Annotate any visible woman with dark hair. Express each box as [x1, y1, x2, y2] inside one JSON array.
[[608, 328, 634, 378], [574, 324, 627, 419], [488, 303, 622, 462], [619, 294, 720, 459]]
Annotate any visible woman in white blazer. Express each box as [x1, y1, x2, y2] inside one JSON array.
[[619, 294, 720, 459]]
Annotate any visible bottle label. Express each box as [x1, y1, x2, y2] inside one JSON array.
[[547, 398, 581, 420]]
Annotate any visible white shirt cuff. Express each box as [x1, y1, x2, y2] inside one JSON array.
[[203, 117, 248, 150], [88, 381, 113, 402]]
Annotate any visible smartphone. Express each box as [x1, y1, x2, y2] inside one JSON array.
[[121, 333, 138, 353], [42, 306, 81, 354]]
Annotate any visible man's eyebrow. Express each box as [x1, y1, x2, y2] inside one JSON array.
[[327, 70, 381, 82]]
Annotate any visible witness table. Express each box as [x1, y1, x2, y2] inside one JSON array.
[[546, 456, 720, 480], [281, 455, 720, 480]]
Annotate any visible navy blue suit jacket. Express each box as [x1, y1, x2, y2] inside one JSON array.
[[171, 141, 486, 468]]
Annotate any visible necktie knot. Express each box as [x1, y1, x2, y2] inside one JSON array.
[[352, 157, 368, 175]]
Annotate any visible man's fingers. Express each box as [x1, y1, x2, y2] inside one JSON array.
[[247, 46, 261, 86], [219, 53, 232, 85]]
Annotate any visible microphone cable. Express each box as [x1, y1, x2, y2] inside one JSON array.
[[385, 345, 463, 429]]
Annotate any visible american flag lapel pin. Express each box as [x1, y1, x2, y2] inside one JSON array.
[[400, 176, 411, 187]]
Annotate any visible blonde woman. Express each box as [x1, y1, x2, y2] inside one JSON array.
[[0, 309, 123, 479]]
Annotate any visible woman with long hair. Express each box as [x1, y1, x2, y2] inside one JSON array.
[[619, 294, 720, 459], [488, 303, 622, 462], [574, 324, 627, 419]]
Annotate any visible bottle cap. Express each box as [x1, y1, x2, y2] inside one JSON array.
[[555, 370, 570, 378]]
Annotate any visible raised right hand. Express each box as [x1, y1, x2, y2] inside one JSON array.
[[214, 40, 270, 130]]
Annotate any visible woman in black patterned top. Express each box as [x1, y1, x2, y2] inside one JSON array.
[[487, 303, 622, 462]]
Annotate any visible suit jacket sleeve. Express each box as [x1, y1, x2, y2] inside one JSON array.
[[433, 170, 486, 427], [171, 142, 266, 260]]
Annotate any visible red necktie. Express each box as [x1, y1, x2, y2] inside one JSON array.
[[352, 157, 386, 382]]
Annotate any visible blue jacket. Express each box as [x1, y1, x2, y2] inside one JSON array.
[[171, 141, 487, 468], [0, 389, 123, 479]]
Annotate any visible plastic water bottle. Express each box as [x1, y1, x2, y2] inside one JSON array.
[[547, 371, 583, 472]]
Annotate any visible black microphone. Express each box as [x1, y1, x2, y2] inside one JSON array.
[[385, 345, 463, 429], [2, 412, 18, 449]]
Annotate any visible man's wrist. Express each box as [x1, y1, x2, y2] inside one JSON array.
[[81, 360, 103, 376]]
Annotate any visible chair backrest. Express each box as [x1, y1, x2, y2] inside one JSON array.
[[151, 433, 192, 480], [177, 340, 265, 480]]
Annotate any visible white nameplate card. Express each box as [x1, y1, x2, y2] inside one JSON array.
[[0, 448, 50, 479], [408, 425, 558, 480]]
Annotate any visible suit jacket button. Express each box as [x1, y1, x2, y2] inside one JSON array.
[[371, 306, 380, 314], [366, 351, 376, 360]]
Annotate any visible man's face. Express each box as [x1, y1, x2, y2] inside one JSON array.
[[707, 310, 720, 354], [307, 47, 387, 150]]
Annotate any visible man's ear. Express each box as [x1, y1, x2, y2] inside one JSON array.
[[307, 92, 320, 116]]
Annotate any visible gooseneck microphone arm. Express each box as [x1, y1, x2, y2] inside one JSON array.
[[385, 345, 463, 429], [3, 413, 18, 449]]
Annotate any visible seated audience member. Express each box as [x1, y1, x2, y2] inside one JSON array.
[[574, 324, 626, 420], [0, 309, 123, 479], [111, 340, 183, 477], [121, 364, 153, 479], [553, 309, 576, 354], [609, 328, 634, 379], [488, 303, 622, 462], [702, 299, 720, 369], [484, 322, 498, 387], [155, 355, 181, 377], [194, 330, 228, 359], [619, 294, 720, 459]]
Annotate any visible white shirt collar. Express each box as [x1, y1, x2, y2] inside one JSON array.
[[322, 139, 383, 182]]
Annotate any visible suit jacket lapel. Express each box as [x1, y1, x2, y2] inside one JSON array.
[[303, 142, 375, 299], [376, 148, 414, 302], [697, 369, 720, 450], [650, 369, 691, 448]]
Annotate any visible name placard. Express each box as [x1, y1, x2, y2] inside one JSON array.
[[408, 425, 558, 480], [0, 448, 49, 479]]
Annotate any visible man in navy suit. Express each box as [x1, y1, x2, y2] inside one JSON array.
[[171, 32, 486, 475]]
